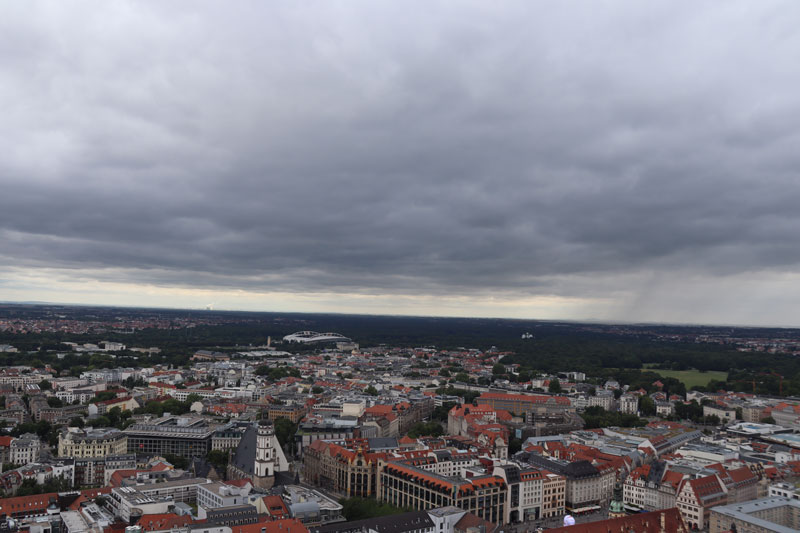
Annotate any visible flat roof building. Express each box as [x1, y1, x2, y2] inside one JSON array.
[[709, 497, 800, 533]]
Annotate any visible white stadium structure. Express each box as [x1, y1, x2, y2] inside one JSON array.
[[282, 331, 351, 344]]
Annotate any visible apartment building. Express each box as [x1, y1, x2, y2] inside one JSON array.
[[676, 475, 728, 530], [303, 440, 381, 498], [623, 461, 685, 512], [492, 463, 564, 523], [58, 428, 128, 458], [9, 434, 42, 465], [523, 454, 615, 513], [541, 472, 566, 518]]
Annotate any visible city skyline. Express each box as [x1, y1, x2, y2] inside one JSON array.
[[3, 2, 800, 326]]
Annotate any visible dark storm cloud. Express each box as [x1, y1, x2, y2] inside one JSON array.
[[3, 1, 800, 302]]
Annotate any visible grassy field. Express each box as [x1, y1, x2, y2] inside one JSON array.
[[651, 369, 728, 388]]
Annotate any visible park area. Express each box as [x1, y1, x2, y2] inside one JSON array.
[[652, 368, 728, 389]]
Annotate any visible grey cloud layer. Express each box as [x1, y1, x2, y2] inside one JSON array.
[[3, 1, 800, 300]]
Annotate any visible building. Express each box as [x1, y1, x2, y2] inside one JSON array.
[[492, 464, 564, 523], [197, 482, 252, 512], [709, 497, 800, 533], [303, 440, 381, 498], [476, 392, 572, 417], [541, 472, 566, 519], [522, 454, 614, 514], [675, 475, 728, 530], [228, 420, 289, 489], [58, 428, 128, 458], [376, 459, 507, 524], [768, 482, 800, 501], [624, 462, 685, 513], [283, 485, 344, 526], [295, 420, 358, 456], [10, 434, 42, 465], [619, 395, 639, 415], [107, 478, 211, 522], [123, 416, 217, 458], [212, 422, 251, 451], [266, 405, 306, 424], [703, 405, 737, 423]]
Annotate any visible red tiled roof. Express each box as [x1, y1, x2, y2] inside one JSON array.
[[546, 508, 687, 533], [229, 519, 308, 533], [136, 513, 201, 531], [478, 392, 571, 405]]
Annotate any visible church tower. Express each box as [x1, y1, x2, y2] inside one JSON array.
[[255, 419, 276, 481], [609, 480, 626, 518]]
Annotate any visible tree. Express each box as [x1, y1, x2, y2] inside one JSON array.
[[407, 421, 443, 438], [431, 402, 456, 422], [207, 449, 229, 471], [455, 372, 470, 383], [46, 397, 63, 408], [39, 380, 52, 390], [312, 386, 324, 394], [365, 386, 378, 396], [163, 453, 189, 469], [760, 416, 776, 424], [185, 393, 202, 405], [87, 416, 111, 427], [548, 379, 562, 394], [68, 417, 85, 428], [638, 396, 656, 416], [339, 497, 406, 521], [509, 438, 523, 455], [492, 363, 505, 375], [273, 418, 298, 455], [91, 391, 116, 403]]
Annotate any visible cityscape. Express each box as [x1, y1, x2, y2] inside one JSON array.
[[0, 305, 797, 533], [4, 2, 800, 533]]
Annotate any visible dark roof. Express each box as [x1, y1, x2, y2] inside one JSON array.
[[190, 457, 217, 479], [367, 437, 398, 450], [314, 511, 433, 533], [647, 460, 667, 484], [230, 424, 257, 476], [523, 454, 599, 479], [205, 505, 259, 525], [497, 464, 521, 484]]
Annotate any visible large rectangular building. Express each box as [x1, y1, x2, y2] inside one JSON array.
[[709, 497, 800, 533], [376, 459, 507, 525], [476, 392, 572, 417], [123, 416, 217, 458]]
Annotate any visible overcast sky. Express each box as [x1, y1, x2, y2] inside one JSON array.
[[2, 1, 800, 325]]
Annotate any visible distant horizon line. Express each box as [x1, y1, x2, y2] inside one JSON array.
[[0, 298, 797, 331]]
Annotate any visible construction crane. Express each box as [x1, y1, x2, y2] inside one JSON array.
[[759, 372, 784, 396], [736, 379, 756, 394]]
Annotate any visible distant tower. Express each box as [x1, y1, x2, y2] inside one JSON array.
[[255, 419, 276, 481]]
